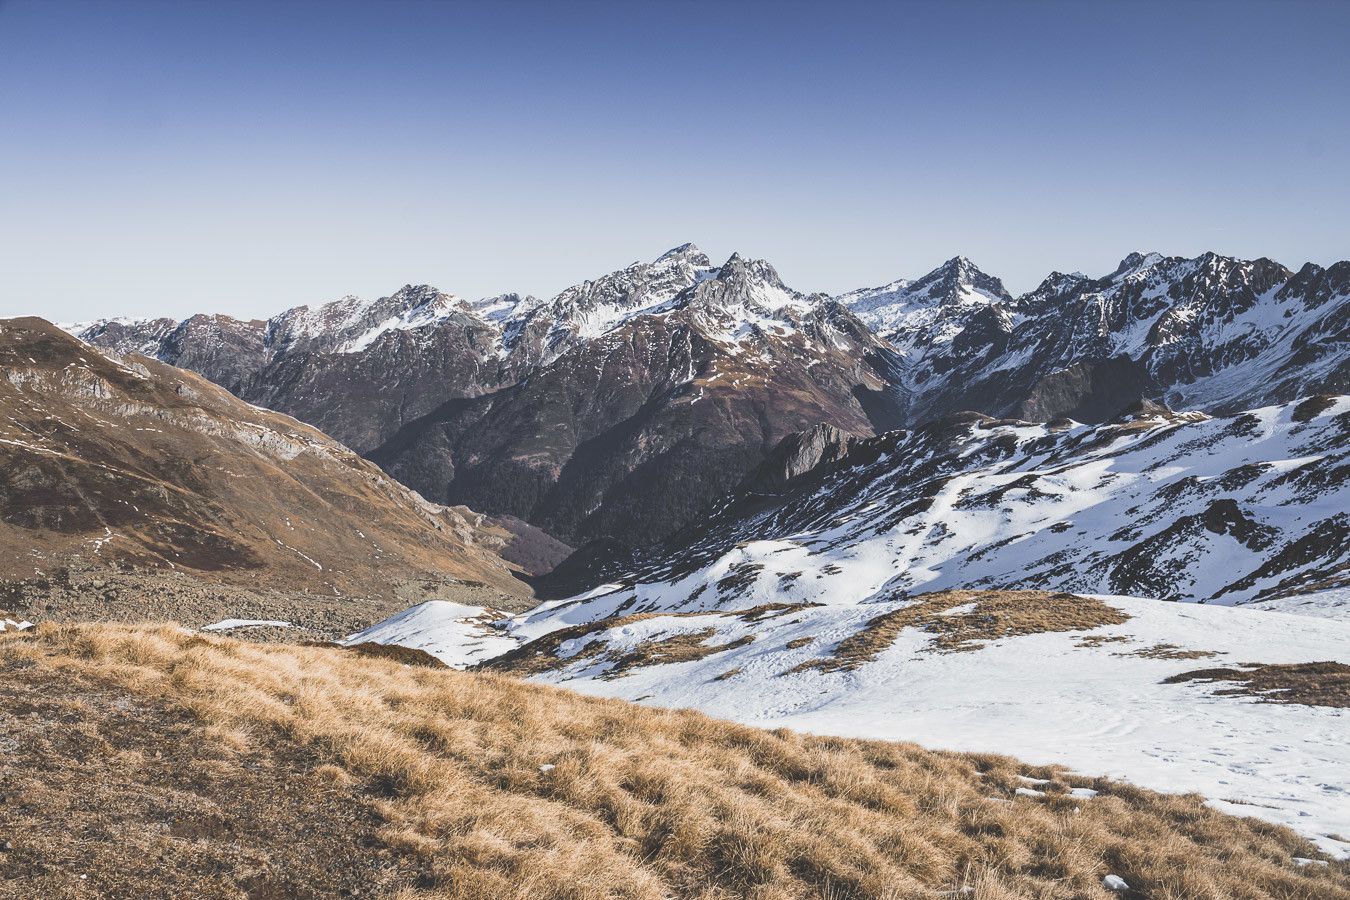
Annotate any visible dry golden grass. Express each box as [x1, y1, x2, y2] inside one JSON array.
[[1120, 643, 1221, 661], [3, 624, 1347, 900], [798, 590, 1131, 673], [602, 630, 755, 680], [1076, 634, 1132, 649], [484, 604, 808, 677], [1164, 661, 1350, 708]]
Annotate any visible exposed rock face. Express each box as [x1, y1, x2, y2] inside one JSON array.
[[68, 246, 1349, 550], [0, 317, 533, 600], [71, 286, 529, 454], [372, 253, 904, 545], [739, 423, 855, 495], [1013, 356, 1156, 423], [840, 252, 1350, 425]]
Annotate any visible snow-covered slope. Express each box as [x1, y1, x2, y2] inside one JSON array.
[[341, 600, 517, 667], [534, 396, 1350, 615], [351, 589, 1350, 857], [839, 255, 1013, 347], [840, 252, 1350, 426], [348, 395, 1350, 856], [459, 592, 1350, 859]]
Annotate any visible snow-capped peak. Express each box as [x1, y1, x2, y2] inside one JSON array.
[[656, 241, 712, 267], [267, 284, 467, 354], [509, 244, 719, 353], [1110, 251, 1167, 281], [836, 256, 1012, 346], [468, 292, 537, 325]]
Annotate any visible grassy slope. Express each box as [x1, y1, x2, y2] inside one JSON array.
[[3, 625, 1347, 900]]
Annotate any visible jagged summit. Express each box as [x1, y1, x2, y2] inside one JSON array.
[[1110, 251, 1166, 280], [835, 256, 1014, 363], [656, 241, 711, 266], [62, 244, 1350, 549], [913, 255, 1012, 302]]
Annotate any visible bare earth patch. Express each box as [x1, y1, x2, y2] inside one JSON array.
[[798, 590, 1132, 673], [1163, 661, 1350, 708], [3, 624, 1345, 899]]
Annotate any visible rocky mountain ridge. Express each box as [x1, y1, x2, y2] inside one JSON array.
[[370, 250, 904, 545], [842, 251, 1349, 425], [67, 245, 1349, 546]]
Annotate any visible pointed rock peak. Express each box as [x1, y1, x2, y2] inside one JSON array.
[[395, 283, 454, 301], [680, 252, 806, 316], [470, 292, 537, 324], [714, 253, 788, 288], [368, 284, 461, 320], [656, 242, 709, 264], [1108, 251, 1167, 281], [1190, 250, 1247, 274], [1031, 270, 1090, 296], [910, 255, 1012, 303], [933, 255, 991, 278]]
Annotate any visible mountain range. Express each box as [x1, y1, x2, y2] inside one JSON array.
[[67, 246, 1349, 551]]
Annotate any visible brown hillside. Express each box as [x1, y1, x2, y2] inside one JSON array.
[[0, 317, 529, 608], [2, 624, 1345, 899]]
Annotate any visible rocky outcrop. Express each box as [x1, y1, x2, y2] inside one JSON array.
[[740, 423, 855, 495], [1013, 356, 1157, 424]]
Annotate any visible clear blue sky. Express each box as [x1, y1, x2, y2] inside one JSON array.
[[2, 0, 1347, 321]]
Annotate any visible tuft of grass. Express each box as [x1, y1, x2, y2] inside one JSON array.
[[2, 624, 1346, 899], [1076, 634, 1131, 649], [602, 630, 754, 680], [1119, 643, 1220, 661], [798, 590, 1131, 673], [1164, 661, 1350, 708], [340, 641, 448, 668]]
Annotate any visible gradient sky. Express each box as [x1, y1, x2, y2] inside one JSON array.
[[2, 0, 1347, 322]]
